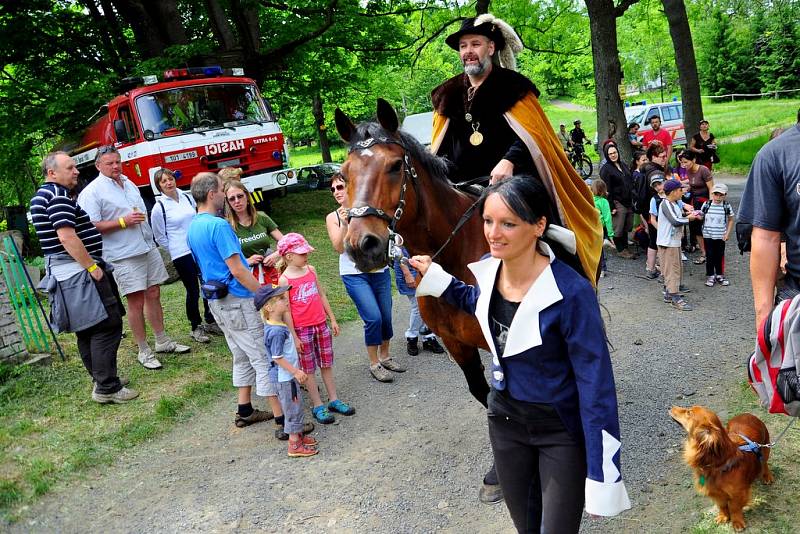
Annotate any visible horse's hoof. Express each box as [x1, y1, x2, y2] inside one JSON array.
[[478, 482, 504, 504]]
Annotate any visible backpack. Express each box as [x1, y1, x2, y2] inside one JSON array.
[[700, 199, 731, 216], [748, 296, 800, 416], [631, 171, 650, 215]]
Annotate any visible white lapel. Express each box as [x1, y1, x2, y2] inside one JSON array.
[[468, 243, 564, 359]]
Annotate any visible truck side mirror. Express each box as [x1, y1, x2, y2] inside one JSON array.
[[114, 119, 130, 143]]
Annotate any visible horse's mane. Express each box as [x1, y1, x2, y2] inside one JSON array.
[[348, 122, 453, 184]]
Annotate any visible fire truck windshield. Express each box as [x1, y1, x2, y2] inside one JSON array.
[[136, 83, 272, 137]]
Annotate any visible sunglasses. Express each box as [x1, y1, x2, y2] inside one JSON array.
[[227, 193, 247, 202], [330, 184, 345, 193]]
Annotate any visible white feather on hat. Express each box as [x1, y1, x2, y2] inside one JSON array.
[[475, 13, 524, 71]]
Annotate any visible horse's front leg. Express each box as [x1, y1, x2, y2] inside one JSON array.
[[441, 337, 503, 504]]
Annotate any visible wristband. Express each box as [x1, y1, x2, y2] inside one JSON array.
[[87, 264, 99, 273], [118, 217, 126, 229]]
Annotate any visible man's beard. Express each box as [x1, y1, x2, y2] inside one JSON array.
[[463, 55, 490, 76]]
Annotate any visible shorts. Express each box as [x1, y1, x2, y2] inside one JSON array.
[[296, 322, 334, 374], [276, 380, 305, 435], [112, 248, 169, 296], [209, 294, 277, 397]]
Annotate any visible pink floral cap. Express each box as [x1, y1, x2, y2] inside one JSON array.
[[277, 232, 315, 256]]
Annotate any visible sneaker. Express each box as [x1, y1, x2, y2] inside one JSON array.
[[288, 440, 318, 457], [202, 323, 224, 336], [671, 298, 693, 311], [379, 358, 407, 373], [406, 337, 419, 356], [92, 387, 139, 404], [422, 337, 446, 354], [137, 348, 162, 370], [681, 252, 688, 261], [679, 285, 691, 293], [599, 271, 606, 278], [234, 408, 274, 428], [190, 328, 211, 343], [705, 276, 715, 287], [275, 421, 315, 440], [716, 275, 730, 286], [154, 339, 191, 353], [618, 249, 636, 259], [328, 399, 355, 415], [663, 293, 672, 303], [645, 270, 659, 280], [369, 363, 393, 383], [92, 376, 129, 392], [312, 405, 335, 424], [300, 434, 318, 447]]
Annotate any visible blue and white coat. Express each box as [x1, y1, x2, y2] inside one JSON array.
[[417, 241, 631, 517]]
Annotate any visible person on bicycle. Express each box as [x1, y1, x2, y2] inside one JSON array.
[[569, 120, 589, 153]]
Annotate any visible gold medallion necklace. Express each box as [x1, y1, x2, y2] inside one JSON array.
[[463, 77, 483, 146]]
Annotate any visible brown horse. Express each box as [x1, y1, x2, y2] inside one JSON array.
[[334, 99, 492, 408]]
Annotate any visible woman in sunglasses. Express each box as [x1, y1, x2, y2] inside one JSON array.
[[223, 179, 285, 285], [325, 174, 400, 383]]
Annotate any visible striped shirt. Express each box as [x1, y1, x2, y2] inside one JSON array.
[[30, 183, 103, 257], [702, 201, 734, 240]]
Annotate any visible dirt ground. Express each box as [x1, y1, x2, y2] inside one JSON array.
[[9, 174, 768, 533]]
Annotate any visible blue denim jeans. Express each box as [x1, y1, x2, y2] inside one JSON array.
[[342, 271, 393, 346]]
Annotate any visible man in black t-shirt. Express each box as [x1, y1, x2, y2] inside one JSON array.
[[569, 120, 589, 149], [31, 152, 136, 404], [739, 109, 800, 332]]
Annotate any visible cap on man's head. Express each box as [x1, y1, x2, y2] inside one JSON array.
[[663, 179, 682, 193], [277, 232, 315, 256], [711, 183, 728, 195], [647, 170, 665, 185], [254, 285, 291, 311]]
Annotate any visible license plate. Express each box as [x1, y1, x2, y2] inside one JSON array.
[[217, 158, 240, 168], [163, 150, 198, 163]]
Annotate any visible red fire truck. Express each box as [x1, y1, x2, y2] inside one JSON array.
[[64, 66, 295, 210]]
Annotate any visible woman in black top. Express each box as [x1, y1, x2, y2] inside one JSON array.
[[689, 119, 718, 170], [599, 143, 635, 257]]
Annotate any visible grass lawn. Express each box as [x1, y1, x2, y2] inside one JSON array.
[[689, 381, 800, 534], [288, 145, 348, 167], [0, 189, 353, 521]]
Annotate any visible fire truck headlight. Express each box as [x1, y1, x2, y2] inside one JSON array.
[[276, 172, 288, 185], [287, 170, 294, 179]]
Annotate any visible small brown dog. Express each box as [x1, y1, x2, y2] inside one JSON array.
[[670, 405, 774, 531]]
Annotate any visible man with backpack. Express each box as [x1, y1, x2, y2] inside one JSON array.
[[739, 109, 800, 331]]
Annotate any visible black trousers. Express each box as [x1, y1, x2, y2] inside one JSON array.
[[488, 389, 586, 534], [75, 270, 124, 394], [705, 238, 726, 277], [172, 254, 215, 330]]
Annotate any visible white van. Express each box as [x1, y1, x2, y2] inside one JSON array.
[[626, 100, 686, 147], [401, 111, 434, 146]]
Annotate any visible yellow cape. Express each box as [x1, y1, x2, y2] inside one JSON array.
[[431, 93, 602, 286]]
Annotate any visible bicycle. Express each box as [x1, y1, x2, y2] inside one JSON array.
[[567, 142, 593, 179]]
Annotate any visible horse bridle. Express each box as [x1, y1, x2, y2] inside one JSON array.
[[345, 136, 419, 263]]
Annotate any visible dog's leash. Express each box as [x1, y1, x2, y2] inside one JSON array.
[[761, 416, 797, 449]]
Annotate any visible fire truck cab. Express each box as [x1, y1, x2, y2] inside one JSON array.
[[67, 66, 295, 211]]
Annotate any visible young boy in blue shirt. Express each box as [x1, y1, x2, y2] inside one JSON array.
[[255, 285, 318, 457]]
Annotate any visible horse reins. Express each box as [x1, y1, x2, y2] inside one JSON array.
[[345, 135, 483, 265], [345, 136, 418, 263]]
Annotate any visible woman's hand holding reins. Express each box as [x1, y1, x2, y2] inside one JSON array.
[[409, 255, 432, 276]]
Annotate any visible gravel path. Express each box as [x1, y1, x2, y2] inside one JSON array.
[[10, 174, 758, 533], [550, 99, 595, 112]]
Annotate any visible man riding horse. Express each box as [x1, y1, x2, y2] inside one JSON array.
[[431, 14, 602, 284]]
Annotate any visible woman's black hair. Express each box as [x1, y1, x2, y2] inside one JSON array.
[[677, 149, 696, 161], [478, 176, 552, 231], [630, 150, 647, 172]]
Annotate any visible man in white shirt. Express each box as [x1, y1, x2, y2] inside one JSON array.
[[78, 146, 190, 369]]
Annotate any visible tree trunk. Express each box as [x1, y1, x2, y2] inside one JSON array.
[[82, 0, 126, 75], [110, 0, 170, 57], [99, 0, 134, 65], [312, 93, 332, 163], [661, 0, 704, 143], [584, 0, 632, 162], [206, 0, 236, 51]]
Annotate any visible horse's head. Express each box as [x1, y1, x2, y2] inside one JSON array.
[[334, 99, 415, 272]]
